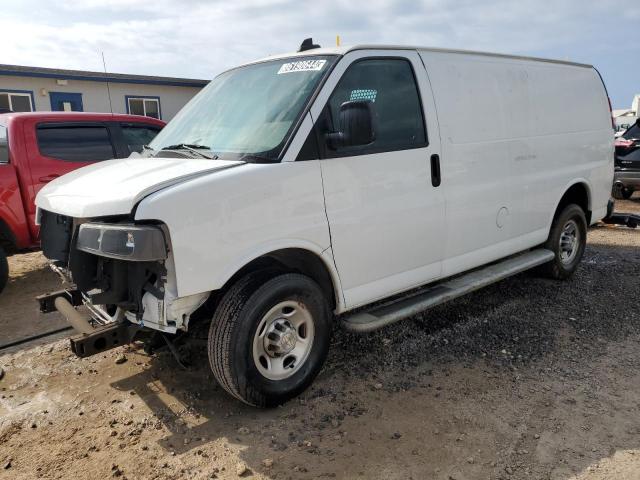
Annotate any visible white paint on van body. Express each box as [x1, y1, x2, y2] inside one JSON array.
[[416, 49, 613, 278], [37, 45, 614, 328]]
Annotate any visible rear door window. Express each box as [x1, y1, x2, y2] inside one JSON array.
[[37, 125, 115, 162], [120, 124, 161, 154]]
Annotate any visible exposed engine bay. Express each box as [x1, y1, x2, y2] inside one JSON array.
[[38, 209, 208, 357]]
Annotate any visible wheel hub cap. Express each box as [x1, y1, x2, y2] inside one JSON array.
[[264, 319, 297, 356], [559, 219, 580, 264], [252, 300, 315, 381]]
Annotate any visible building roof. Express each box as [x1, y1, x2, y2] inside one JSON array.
[[0, 63, 209, 88]]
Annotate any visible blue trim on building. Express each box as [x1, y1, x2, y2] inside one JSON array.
[[125, 95, 162, 120], [0, 88, 37, 111], [0, 69, 207, 88]]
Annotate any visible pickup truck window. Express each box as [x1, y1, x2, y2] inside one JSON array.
[[0, 125, 7, 163], [37, 125, 115, 162], [326, 58, 427, 156], [120, 124, 161, 154], [149, 55, 337, 163]]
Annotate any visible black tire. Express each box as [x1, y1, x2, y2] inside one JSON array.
[[208, 272, 332, 407], [540, 203, 587, 279], [0, 246, 8, 294], [613, 184, 635, 200]]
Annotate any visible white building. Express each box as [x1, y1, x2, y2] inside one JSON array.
[[0, 64, 209, 121], [613, 94, 639, 132]]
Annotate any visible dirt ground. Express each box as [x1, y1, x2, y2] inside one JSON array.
[[0, 252, 67, 345], [0, 196, 639, 480]]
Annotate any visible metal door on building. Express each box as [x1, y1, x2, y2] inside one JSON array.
[[49, 92, 84, 111]]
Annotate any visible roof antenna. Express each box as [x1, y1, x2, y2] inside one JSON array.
[[298, 38, 321, 52], [101, 51, 114, 114]]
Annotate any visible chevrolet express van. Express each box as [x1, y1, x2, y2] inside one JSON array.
[[36, 42, 614, 406]]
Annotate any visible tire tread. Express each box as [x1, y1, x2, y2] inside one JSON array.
[[208, 272, 329, 407]]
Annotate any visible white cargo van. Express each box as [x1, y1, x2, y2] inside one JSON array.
[[36, 41, 614, 406]]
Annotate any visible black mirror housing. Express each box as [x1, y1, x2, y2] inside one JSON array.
[[326, 101, 376, 149]]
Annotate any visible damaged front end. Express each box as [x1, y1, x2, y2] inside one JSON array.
[[37, 210, 208, 358]]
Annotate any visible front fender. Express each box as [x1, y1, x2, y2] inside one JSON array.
[[135, 160, 334, 299]]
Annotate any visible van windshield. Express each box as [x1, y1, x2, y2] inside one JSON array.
[[149, 55, 337, 162]]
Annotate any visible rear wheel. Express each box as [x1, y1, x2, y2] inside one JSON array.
[[540, 203, 587, 279], [0, 246, 8, 294], [208, 272, 332, 407]]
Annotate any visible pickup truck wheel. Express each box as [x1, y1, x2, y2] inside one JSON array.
[[540, 203, 587, 280], [208, 272, 332, 407], [0, 246, 8, 294]]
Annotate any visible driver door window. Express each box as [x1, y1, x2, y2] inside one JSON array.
[[325, 58, 427, 156]]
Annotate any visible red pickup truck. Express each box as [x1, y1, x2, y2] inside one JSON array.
[[0, 112, 165, 292]]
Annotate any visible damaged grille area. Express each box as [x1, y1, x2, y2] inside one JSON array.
[[39, 209, 167, 320]]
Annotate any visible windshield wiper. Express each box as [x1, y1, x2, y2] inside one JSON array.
[[238, 154, 274, 164], [161, 144, 218, 159]]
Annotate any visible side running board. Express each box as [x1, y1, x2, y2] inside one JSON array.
[[342, 249, 554, 333]]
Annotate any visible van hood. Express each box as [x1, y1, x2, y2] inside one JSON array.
[[36, 157, 245, 218]]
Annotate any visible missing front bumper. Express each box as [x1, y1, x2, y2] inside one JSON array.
[[69, 322, 141, 358], [38, 289, 143, 358]]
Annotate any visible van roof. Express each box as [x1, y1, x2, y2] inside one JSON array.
[[251, 44, 592, 69]]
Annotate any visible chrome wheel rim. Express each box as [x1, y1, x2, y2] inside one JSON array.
[[252, 300, 315, 381], [559, 219, 580, 265]]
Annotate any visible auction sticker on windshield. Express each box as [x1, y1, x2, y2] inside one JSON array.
[[277, 59, 327, 74]]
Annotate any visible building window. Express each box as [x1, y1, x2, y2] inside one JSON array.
[[0, 91, 34, 112], [126, 96, 161, 119]]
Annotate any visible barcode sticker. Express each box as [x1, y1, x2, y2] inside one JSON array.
[[277, 60, 327, 74]]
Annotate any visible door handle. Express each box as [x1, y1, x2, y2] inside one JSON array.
[[39, 174, 60, 183], [430, 154, 441, 187]]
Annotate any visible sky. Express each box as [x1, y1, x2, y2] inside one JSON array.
[[1, 0, 638, 108]]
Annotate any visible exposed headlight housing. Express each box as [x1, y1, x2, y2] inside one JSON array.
[[76, 223, 167, 261]]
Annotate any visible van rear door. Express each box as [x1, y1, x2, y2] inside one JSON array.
[[312, 50, 445, 309]]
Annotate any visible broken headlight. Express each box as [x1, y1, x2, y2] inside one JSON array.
[[76, 223, 167, 261]]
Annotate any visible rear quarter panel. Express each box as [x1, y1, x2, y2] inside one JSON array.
[[419, 50, 613, 276]]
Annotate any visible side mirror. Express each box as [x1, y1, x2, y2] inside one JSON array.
[[326, 101, 376, 149]]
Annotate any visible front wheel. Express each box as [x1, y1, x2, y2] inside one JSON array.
[[0, 246, 8, 294], [540, 203, 587, 280], [208, 272, 332, 407]]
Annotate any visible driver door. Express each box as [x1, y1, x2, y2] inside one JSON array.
[[310, 50, 446, 309]]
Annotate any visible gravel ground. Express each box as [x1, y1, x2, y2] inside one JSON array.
[[0, 196, 639, 480]]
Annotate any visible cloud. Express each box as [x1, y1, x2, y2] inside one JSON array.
[[0, 0, 636, 106]]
